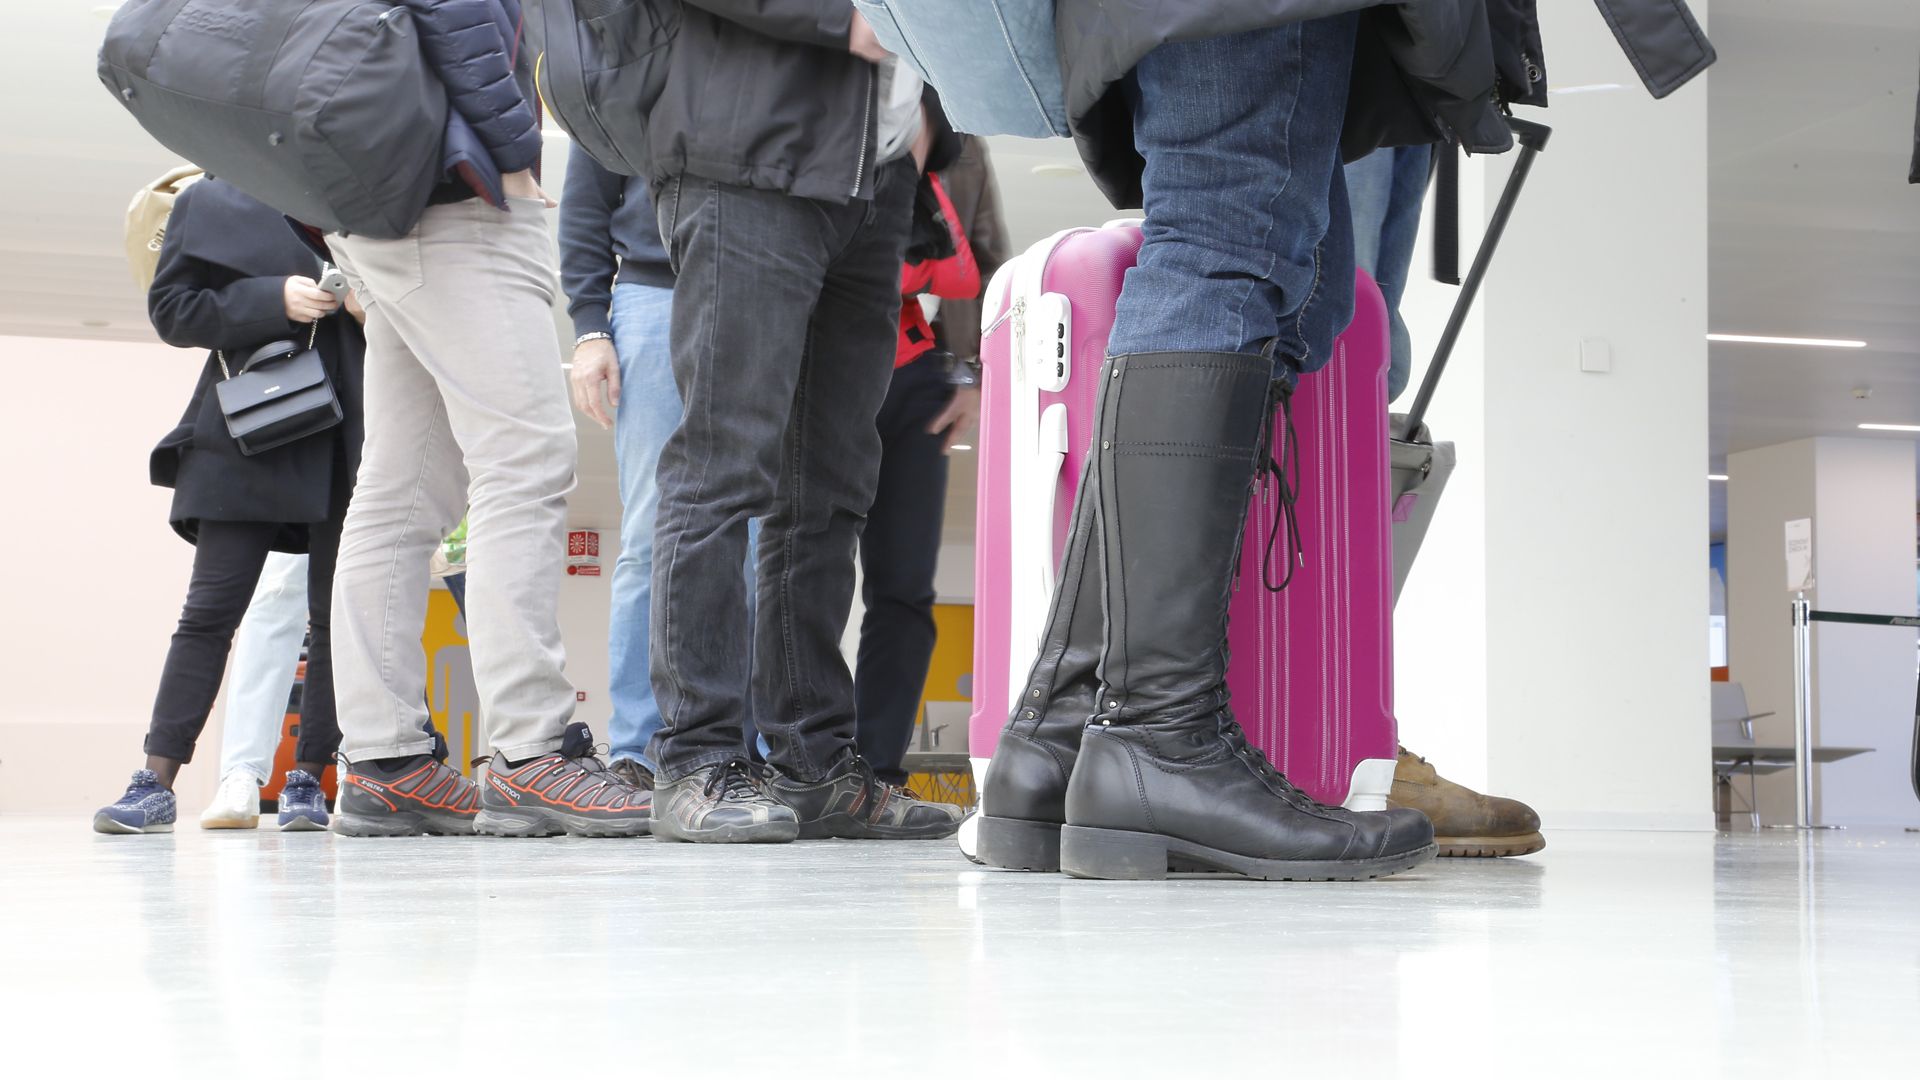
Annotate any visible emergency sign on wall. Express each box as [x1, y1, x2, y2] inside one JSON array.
[[567, 530, 602, 577]]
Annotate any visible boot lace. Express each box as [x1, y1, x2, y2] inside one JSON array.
[[1213, 714, 1323, 811], [1258, 380, 1305, 594]]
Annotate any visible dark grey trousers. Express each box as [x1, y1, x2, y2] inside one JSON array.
[[649, 158, 916, 782]]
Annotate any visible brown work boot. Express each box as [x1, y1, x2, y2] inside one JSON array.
[[1388, 747, 1544, 858]]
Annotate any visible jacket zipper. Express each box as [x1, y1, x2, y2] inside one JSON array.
[[851, 64, 874, 199]]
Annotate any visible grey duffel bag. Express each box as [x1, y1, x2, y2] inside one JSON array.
[[99, 0, 448, 239]]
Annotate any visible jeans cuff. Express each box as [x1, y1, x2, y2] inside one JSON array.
[[494, 734, 566, 763], [221, 765, 269, 785], [340, 736, 436, 765], [143, 733, 195, 765], [654, 748, 746, 784]]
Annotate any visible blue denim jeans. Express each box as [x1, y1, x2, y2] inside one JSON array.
[[1108, 15, 1359, 375], [605, 281, 760, 770], [1344, 142, 1431, 402]]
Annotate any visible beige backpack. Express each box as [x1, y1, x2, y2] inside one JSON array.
[[125, 165, 204, 292]]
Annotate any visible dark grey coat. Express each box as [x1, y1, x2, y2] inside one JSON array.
[[646, 0, 879, 204], [147, 179, 365, 551]]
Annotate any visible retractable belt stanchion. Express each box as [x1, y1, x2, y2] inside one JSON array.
[[1766, 604, 1920, 830]]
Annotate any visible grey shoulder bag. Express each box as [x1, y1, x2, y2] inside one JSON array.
[[213, 322, 342, 456]]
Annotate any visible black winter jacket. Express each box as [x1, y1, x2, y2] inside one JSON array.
[[148, 180, 365, 550], [404, 0, 544, 208], [1056, 0, 1713, 209], [1056, 0, 1514, 208], [645, 1, 879, 204]]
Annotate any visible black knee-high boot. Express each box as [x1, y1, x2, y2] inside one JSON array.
[[1059, 351, 1435, 881], [976, 419, 1108, 871]]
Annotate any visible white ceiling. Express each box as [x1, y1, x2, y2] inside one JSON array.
[[4, 3, 1917, 540], [1708, 0, 1920, 535]]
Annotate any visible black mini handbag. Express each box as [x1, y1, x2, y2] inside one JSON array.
[[213, 322, 341, 456]]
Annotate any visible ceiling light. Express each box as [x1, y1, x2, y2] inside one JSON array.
[[1707, 333, 1867, 349], [950, 444, 974, 452], [1708, 474, 1728, 482], [1029, 163, 1083, 178], [1549, 83, 1624, 96], [1858, 423, 1920, 433]]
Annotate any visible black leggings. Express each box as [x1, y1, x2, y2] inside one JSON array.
[[144, 514, 343, 766], [854, 355, 953, 785]]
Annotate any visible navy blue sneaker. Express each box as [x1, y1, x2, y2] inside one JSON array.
[[277, 769, 331, 832], [93, 770, 177, 834]]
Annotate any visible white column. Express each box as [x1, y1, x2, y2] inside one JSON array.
[[1396, 2, 1713, 829], [1727, 437, 1919, 826]]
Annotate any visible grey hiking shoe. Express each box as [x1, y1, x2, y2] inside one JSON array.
[[474, 722, 650, 838], [333, 756, 479, 837], [768, 755, 964, 840], [653, 760, 799, 844]]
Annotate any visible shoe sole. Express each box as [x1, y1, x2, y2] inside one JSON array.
[[200, 816, 259, 830], [278, 813, 329, 832], [975, 815, 1062, 871], [1059, 825, 1438, 882], [473, 807, 650, 839], [331, 811, 474, 838], [1437, 832, 1546, 858], [92, 813, 173, 835], [652, 818, 799, 844], [796, 812, 963, 841]]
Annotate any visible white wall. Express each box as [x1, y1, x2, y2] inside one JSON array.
[[1728, 437, 1918, 827], [0, 331, 621, 813], [1812, 439, 1918, 825], [1725, 439, 1815, 826], [0, 335, 220, 812], [1396, 3, 1713, 830]]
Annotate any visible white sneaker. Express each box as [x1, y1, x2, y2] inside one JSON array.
[[199, 771, 261, 830]]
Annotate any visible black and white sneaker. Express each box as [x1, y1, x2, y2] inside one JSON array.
[[767, 755, 964, 840], [653, 760, 799, 844]]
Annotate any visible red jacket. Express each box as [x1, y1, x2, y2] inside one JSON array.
[[897, 173, 979, 368]]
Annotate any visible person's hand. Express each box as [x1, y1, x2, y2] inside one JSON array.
[[502, 169, 557, 208], [284, 276, 341, 322], [570, 337, 620, 430], [848, 10, 893, 64], [343, 289, 366, 324], [927, 385, 981, 455]]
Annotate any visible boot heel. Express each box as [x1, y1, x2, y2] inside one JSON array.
[[1060, 825, 1170, 880], [977, 815, 1063, 872]]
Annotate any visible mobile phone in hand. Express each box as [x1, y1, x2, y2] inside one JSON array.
[[317, 266, 350, 303]]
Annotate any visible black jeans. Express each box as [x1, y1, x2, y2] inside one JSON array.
[[854, 354, 953, 785], [145, 511, 344, 766], [649, 158, 916, 783]]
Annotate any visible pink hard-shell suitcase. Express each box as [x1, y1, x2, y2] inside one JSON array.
[[967, 221, 1398, 821]]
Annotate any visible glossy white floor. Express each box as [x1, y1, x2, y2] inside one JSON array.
[[2, 819, 1916, 1076]]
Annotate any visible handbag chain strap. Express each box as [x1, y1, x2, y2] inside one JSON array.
[[218, 320, 320, 381]]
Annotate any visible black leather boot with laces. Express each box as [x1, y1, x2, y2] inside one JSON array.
[[1063, 715, 1434, 880], [1056, 350, 1434, 881], [975, 446, 1106, 871]]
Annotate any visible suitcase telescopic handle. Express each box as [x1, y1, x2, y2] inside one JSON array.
[[1402, 118, 1552, 436]]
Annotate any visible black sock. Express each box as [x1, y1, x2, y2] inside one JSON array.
[[369, 753, 431, 774], [498, 755, 536, 770]]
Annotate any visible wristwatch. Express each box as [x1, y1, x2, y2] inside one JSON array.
[[574, 331, 613, 348], [947, 353, 983, 388]]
